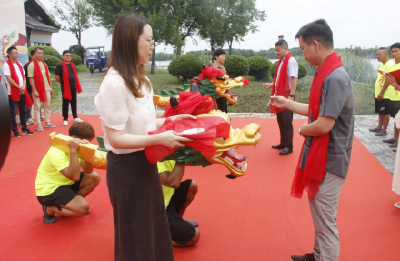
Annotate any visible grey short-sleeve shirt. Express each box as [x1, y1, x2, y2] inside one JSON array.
[[299, 66, 355, 179]]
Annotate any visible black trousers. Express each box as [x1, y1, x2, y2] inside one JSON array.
[[106, 151, 174, 261], [61, 88, 77, 121], [9, 94, 27, 133], [276, 109, 293, 149], [216, 97, 228, 113]]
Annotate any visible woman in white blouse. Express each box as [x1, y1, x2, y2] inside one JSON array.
[[95, 13, 194, 261]]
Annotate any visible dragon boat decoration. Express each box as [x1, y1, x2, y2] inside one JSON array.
[[153, 65, 249, 108], [49, 66, 260, 178]]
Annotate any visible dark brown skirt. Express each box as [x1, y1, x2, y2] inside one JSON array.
[[106, 150, 174, 261]]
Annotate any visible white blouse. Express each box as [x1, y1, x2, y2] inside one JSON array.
[[94, 67, 157, 154]]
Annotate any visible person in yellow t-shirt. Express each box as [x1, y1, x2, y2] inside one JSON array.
[[382, 43, 400, 151], [35, 122, 101, 223], [157, 160, 200, 247], [369, 47, 394, 136]]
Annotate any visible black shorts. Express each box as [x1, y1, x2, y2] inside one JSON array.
[[390, 100, 400, 117], [166, 179, 196, 245], [375, 98, 391, 115], [37, 172, 84, 209]]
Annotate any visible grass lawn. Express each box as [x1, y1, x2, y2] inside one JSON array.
[[146, 69, 375, 115]]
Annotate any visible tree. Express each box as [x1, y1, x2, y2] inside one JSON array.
[[51, 0, 93, 60], [88, 0, 184, 74], [198, 0, 228, 61], [222, 0, 266, 55]]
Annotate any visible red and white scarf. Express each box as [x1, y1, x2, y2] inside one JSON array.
[[291, 51, 343, 199], [6, 59, 33, 108], [270, 53, 293, 114], [33, 59, 51, 102], [62, 60, 82, 100]]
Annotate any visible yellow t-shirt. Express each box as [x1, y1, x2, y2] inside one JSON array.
[[375, 61, 394, 99], [389, 63, 400, 101], [157, 160, 176, 209], [35, 147, 80, 196], [27, 61, 51, 91]]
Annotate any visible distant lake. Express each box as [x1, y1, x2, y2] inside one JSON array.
[[148, 58, 395, 70]]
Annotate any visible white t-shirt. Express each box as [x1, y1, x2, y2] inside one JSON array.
[[94, 67, 157, 154], [275, 56, 298, 90], [3, 61, 25, 95]]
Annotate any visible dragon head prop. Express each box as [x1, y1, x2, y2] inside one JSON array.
[[153, 66, 249, 107]]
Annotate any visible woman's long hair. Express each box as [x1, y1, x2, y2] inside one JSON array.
[[108, 13, 151, 98]]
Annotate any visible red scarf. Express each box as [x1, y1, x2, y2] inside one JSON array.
[[6, 59, 33, 108], [33, 59, 51, 102], [291, 51, 343, 199], [271, 53, 293, 114], [62, 60, 82, 100]]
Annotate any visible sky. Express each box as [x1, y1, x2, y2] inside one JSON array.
[[41, 0, 399, 54]]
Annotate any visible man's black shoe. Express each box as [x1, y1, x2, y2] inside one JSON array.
[[279, 147, 293, 155], [279, 148, 293, 155], [291, 253, 316, 261], [272, 144, 285, 149]]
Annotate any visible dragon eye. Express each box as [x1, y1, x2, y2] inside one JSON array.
[[225, 81, 228, 85], [6, 36, 10, 40]]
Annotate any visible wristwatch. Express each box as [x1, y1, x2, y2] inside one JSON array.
[[289, 94, 295, 97]]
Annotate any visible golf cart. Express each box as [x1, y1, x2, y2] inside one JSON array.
[[85, 46, 108, 73]]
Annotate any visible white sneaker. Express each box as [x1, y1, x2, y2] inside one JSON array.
[[74, 118, 84, 123], [44, 123, 56, 128], [63, 121, 68, 126], [37, 125, 44, 131]]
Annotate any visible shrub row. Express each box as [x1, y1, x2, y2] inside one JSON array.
[[168, 54, 308, 83], [27, 45, 83, 70]]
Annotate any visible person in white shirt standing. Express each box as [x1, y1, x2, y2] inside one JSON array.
[[3, 47, 34, 138], [264, 40, 298, 155]]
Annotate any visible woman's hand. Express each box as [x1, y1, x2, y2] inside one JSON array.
[[169, 114, 197, 121], [159, 130, 192, 149]]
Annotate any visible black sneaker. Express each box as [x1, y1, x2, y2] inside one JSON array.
[[383, 138, 396, 144], [22, 129, 35, 135], [14, 132, 21, 138], [291, 253, 316, 261]]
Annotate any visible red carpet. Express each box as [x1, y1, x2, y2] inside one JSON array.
[[1, 114, 399, 261]]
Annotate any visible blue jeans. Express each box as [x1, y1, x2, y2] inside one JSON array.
[[9, 94, 27, 133]]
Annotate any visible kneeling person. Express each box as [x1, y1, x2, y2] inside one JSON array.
[[157, 160, 200, 247], [35, 122, 101, 223]]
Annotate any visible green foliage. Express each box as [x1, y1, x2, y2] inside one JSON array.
[[168, 54, 203, 83], [270, 60, 307, 80], [294, 56, 316, 76], [71, 54, 82, 65], [42, 55, 62, 70], [28, 46, 62, 59], [224, 55, 249, 78], [341, 51, 376, 84], [69, 45, 86, 60], [51, 0, 93, 46], [298, 63, 307, 79], [247, 56, 272, 81]]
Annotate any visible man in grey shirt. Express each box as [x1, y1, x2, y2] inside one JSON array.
[[271, 19, 354, 261]]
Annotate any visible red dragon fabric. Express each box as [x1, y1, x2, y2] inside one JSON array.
[[145, 116, 230, 164], [162, 92, 214, 117], [291, 51, 343, 199]]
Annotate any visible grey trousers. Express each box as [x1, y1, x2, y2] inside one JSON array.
[[308, 172, 345, 261]]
